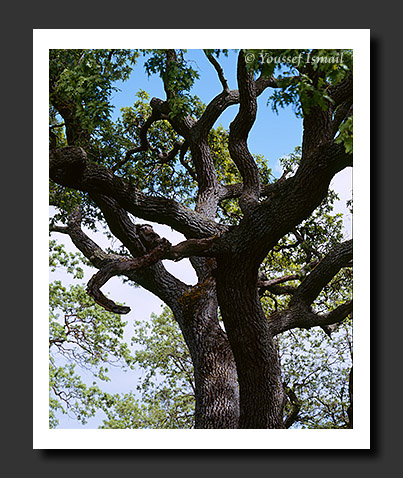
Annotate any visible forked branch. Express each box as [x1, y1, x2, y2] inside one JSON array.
[[51, 205, 222, 314], [267, 240, 353, 336]]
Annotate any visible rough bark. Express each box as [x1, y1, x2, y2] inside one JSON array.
[[178, 277, 239, 428], [215, 256, 285, 428]]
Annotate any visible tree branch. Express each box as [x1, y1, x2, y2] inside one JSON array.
[[49, 225, 69, 234], [178, 141, 197, 181], [49, 146, 226, 239], [204, 50, 229, 93], [91, 193, 221, 262], [86, 239, 171, 314], [164, 236, 220, 261], [258, 274, 298, 297], [112, 111, 159, 172], [227, 50, 260, 214], [162, 49, 178, 100], [289, 240, 352, 308], [194, 68, 275, 139], [51, 201, 223, 315], [269, 299, 352, 336], [329, 73, 353, 107], [283, 387, 301, 429], [267, 240, 353, 336], [149, 96, 195, 139], [64, 206, 110, 269], [112, 109, 185, 173], [50, 206, 197, 315]]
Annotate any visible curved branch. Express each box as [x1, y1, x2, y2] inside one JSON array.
[[227, 51, 260, 214], [64, 206, 110, 269], [204, 50, 229, 92], [112, 112, 185, 173], [195, 68, 275, 139], [267, 240, 353, 336], [49, 146, 226, 239], [112, 111, 159, 172], [289, 240, 352, 308], [86, 239, 171, 314], [269, 300, 352, 336]]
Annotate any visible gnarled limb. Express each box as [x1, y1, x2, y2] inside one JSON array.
[[51, 202, 223, 315], [288, 240, 352, 308], [268, 300, 352, 337], [86, 238, 171, 314], [228, 51, 260, 214], [51, 206, 185, 312], [267, 240, 353, 336], [49, 146, 227, 239]]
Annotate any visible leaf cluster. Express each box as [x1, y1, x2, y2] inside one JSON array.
[[99, 307, 195, 429], [143, 49, 200, 119], [335, 115, 353, 153], [244, 49, 352, 118], [279, 319, 352, 428], [49, 49, 138, 136], [49, 241, 135, 427]]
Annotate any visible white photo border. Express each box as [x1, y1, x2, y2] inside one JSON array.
[[33, 29, 370, 449]]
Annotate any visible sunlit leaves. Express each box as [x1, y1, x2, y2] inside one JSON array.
[[49, 241, 135, 427], [100, 307, 195, 429], [335, 116, 353, 153], [243, 49, 352, 118], [143, 49, 200, 120], [49, 49, 138, 140]]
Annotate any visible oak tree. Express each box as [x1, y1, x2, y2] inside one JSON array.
[[49, 48, 353, 428]]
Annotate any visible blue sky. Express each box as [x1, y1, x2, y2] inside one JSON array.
[[50, 49, 352, 429]]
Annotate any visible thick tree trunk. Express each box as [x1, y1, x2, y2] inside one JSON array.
[[215, 257, 285, 428], [176, 277, 240, 428]]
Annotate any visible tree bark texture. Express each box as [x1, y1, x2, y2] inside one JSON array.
[[215, 257, 285, 428]]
